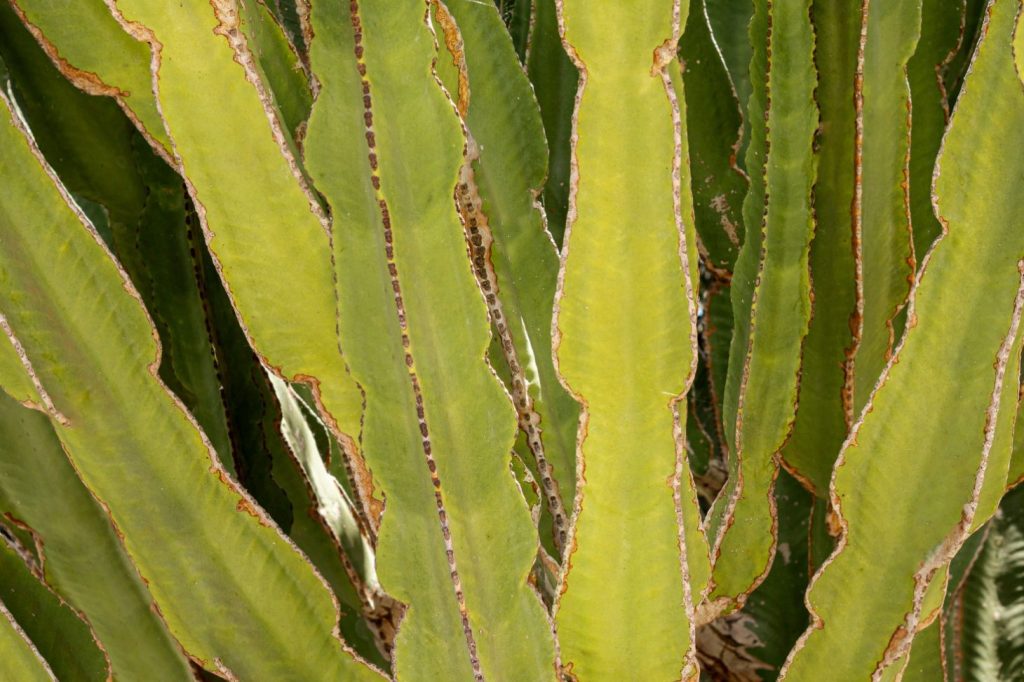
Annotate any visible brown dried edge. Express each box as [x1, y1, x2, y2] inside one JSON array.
[[520, 0, 539, 67], [0, 313, 68, 426], [936, 1, 970, 140], [431, 1, 469, 117], [1005, 2, 1024, 496], [661, 2, 706, 677], [1, 459, 194, 675], [841, 0, 870, 435]]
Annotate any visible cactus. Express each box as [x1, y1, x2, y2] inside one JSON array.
[[0, 0, 1022, 679]]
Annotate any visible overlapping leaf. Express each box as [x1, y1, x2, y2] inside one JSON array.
[[0, 84, 381, 679], [782, 1, 1024, 676], [711, 0, 817, 607], [305, 1, 556, 679]]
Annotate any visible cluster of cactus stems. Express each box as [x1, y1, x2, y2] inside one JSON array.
[[0, 0, 1023, 679]]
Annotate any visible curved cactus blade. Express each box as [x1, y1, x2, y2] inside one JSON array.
[[779, 0, 860, 497], [304, 2, 557, 679], [260, 373, 388, 668], [75, 0, 370, 463], [0, 534, 110, 681], [12, 0, 171, 155], [436, 0, 578, 559], [0, 4, 323, 538], [0, 331, 37, 406], [712, 0, 817, 606], [0, 6, 236, 475], [0, 86, 381, 679], [781, 1, 1024, 677], [266, 372, 389, 659], [780, 0, 928, 499], [851, 0, 921, 415], [0, 394, 192, 680], [551, 2, 708, 678], [6, 1, 372, 502]]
